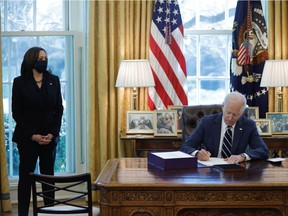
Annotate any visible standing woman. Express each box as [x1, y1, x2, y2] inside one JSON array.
[[12, 47, 63, 216]]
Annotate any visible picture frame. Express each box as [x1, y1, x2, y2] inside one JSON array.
[[153, 110, 178, 136], [126, 111, 154, 134], [168, 105, 183, 133], [266, 112, 288, 135], [247, 107, 259, 120], [254, 119, 272, 136]]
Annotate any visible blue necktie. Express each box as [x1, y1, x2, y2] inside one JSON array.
[[221, 126, 232, 158]]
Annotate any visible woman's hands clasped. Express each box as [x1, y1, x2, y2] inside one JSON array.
[[32, 133, 53, 145]]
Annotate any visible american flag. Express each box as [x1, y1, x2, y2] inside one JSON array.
[[148, 0, 187, 110], [237, 1, 252, 66], [230, 0, 268, 118]]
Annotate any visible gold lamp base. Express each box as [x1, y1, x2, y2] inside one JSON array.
[[132, 87, 138, 111], [277, 87, 283, 112]]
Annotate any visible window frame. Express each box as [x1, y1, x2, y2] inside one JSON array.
[[184, 29, 232, 105], [1, 1, 89, 203], [2, 30, 86, 177], [180, 0, 268, 105]]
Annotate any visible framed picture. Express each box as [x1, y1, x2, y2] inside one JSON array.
[[266, 112, 288, 135], [126, 111, 154, 134], [254, 119, 272, 136], [168, 105, 183, 133], [248, 107, 259, 120], [153, 110, 178, 136]]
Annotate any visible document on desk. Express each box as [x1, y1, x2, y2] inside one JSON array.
[[151, 151, 194, 159], [267, 158, 286, 163], [198, 157, 229, 167]]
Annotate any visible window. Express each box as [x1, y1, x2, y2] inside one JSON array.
[[1, 0, 87, 181], [180, 0, 268, 105], [179, 0, 238, 105]]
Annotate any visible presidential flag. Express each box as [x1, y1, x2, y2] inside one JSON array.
[[148, 0, 187, 110], [230, 0, 268, 118]]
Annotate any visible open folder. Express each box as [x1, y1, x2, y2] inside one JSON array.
[[198, 157, 245, 172], [198, 157, 229, 167]]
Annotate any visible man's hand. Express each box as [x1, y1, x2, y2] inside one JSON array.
[[224, 154, 245, 164], [196, 149, 211, 161]]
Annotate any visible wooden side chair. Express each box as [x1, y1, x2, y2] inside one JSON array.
[[30, 172, 100, 216]]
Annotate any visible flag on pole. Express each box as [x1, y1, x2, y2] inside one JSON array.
[[148, 0, 187, 110], [230, 0, 268, 118]]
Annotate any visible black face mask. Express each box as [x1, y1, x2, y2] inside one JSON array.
[[34, 60, 48, 73]]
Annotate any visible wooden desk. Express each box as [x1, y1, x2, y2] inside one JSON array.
[[95, 158, 288, 216], [121, 135, 288, 157]]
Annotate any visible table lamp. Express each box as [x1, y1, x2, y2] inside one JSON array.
[[260, 60, 288, 112], [115, 60, 155, 110]]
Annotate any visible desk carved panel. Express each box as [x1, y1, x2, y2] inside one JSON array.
[[124, 207, 159, 216], [122, 191, 162, 202], [175, 190, 284, 203], [177, 208, 283, 216]]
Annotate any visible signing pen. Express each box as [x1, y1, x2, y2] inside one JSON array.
[[201, 144, 207, 150]]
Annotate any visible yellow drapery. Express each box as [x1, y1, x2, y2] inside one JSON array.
[[267, 0, 288, 112], [88, 0, 154, 201], [0, 16, 12, 212]]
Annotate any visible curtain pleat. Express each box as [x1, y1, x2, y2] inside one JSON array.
[[88, 0, 154, 201], [0, 15, 12, 212], [267, 0, 288, 112]]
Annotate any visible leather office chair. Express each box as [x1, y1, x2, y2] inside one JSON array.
[[30, 172, 100, 216], [181, 104, 249, 142], [181, 104, 223, 142]]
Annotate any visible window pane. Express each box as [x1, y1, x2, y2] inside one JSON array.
[[199, 35, 228, 77], [1, 0, 64, 31], [4, 0, 33, 31], [2, 84, 18, 176], [180, 0, 195, 29], [198, 0, 226, 29], [199, 80, 227, 104], [36, 0, 64, 31], [180, 0, 238, 30], [37, 36, 69, 79], [187, 78, 197, 105], [184, 35, 197, 76], [2, 37, 38, 79]]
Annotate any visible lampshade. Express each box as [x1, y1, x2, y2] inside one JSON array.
[[115, 60, 155, 88], [260, 60, 288, 87]]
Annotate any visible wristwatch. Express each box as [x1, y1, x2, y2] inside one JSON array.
[[240, 153, 246, 161]]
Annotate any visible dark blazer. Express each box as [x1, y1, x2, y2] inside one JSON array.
[[180, 112, 269, 160], [12, 72, 63, 144]]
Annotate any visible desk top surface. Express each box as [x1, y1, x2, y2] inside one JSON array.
[[95, 157, 288, 188]]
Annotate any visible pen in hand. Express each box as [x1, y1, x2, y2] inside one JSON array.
[[197, 144, 211, 161], [201, 144, 207, 150]]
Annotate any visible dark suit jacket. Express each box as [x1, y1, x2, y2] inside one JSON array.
[[12, 72, 63, 144], [180, 112, 269, 160]]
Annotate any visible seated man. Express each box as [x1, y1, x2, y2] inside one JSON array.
[[180, 92, 269, 164]]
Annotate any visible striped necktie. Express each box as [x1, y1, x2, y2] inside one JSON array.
[[221, 126, 232, 158]]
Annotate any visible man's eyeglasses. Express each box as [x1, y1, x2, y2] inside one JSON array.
[[224, 110, 241, 117]]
